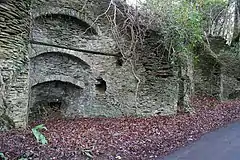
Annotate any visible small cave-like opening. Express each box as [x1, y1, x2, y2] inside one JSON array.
[[95, 77, 107, 93], [49, 101, 62, 111], [116, 57, 124, 67], [116, 53, 124, 67], [29, 99, 65, 122], [159, 74, 172, 78], [30, 80, 84, 122]]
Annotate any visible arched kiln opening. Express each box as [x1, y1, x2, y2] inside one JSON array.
[[29, 80, 83, 122]]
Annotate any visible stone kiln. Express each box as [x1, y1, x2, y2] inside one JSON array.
[[1, 0, 238, 129]]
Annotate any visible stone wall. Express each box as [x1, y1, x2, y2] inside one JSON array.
[[30, 52, 90, 88], [193, 39, 224, 100], [0, 0, 30, 129], [28, 0, 181, 119], [193, 36, 240, 101], [0, 0, 192, 126], [222, 75, 240, 100], [30, 81, 85, 120], [29, 52, 93, 119], [177, 53, 194, 112], [194, 53, 222, 99], [29, 0, 138, 118], [137, 31, 179, 115], [219, 41, 240, 100], [206, 0, 240, 100]]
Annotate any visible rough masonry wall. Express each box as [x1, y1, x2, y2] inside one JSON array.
[[30, 81, 84, 121], [194, 53, 222, 99], [0, 0, 29, 129], [29, 52, 93, 119], [30, 52, 90, 87], [178, 53, 194, 112], [29, 0, 182, 119], [32, 14, 114, 53], [29, 0, 138, 118], [137, 32, 179, 115], [219, 41, 240, 100], [193, 39, 224, 100], [222, 75, 240, 100], [0, 0, 236, 127], [207, 0, 240, 100], [194, 37, 240, 101]]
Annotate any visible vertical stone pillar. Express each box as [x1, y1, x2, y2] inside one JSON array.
[[0, 0, 30, 129], [177, 53, 194, 113]]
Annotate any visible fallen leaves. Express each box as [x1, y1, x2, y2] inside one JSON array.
[[0, 96, 240, 160]]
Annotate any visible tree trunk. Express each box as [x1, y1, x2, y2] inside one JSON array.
[[211, 0, 240, 45]]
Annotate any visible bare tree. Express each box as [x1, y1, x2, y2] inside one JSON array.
[[211, 0, 240, 45]]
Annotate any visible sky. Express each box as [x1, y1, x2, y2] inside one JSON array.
[[126, 0, 145, 6]]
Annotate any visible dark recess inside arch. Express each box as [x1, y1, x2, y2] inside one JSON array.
[[35, 14, 98, 35], [30, 80, 83, 121], [31, 80, 83, 92]]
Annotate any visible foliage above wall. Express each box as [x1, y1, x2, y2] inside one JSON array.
[[100, 0, 232, 68], [141, 0, 229, 60]]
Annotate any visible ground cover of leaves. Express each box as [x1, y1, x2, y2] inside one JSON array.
[[1, 97, 240, 160]]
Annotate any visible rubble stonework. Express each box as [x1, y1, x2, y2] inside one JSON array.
[[28, 0, 182, 120], [0, 0, 239, 129], [0, 0, 30, 128]]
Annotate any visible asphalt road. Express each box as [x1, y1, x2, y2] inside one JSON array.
[[161, 121, 240, 160]]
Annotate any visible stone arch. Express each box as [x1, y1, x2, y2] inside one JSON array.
[[29, 80, 85, 121], [29, 51, 92, 89], [30, 51, 91, 69], [31, 80, 83, 90], [29, 45, 110, 87], [31, 75, 85, 89], [31, 7, 100, 35], [29, 47, 94, 68]]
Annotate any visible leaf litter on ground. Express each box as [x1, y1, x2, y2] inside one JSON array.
[[1, 96, 240, 160]]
